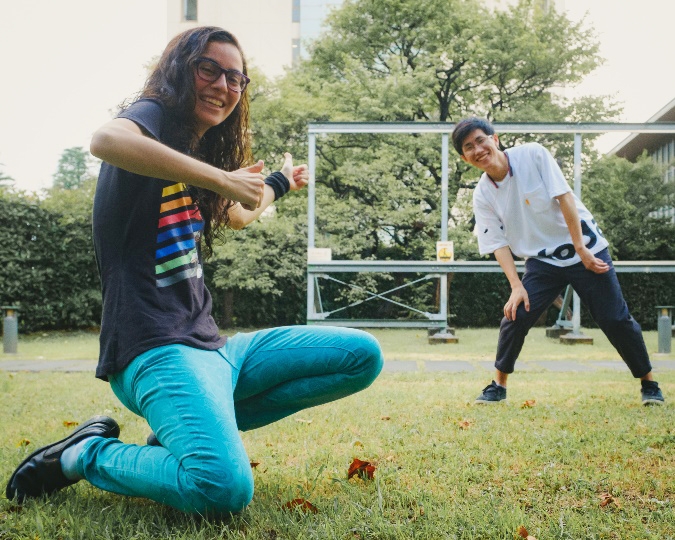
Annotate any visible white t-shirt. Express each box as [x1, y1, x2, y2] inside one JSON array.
[[473, 142, 608, 267]]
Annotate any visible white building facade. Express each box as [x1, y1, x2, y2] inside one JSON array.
[[167, 0, 299, 77]]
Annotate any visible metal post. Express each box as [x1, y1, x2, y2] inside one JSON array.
[[307, 133, 316, 250], [572, 133, 582, 336], [440, 274, 448, 325], [545, 284, 574, 337], [560, 134, 593, 344], [307, 271, 315, 321], [441, 133, 449, 242], [307, 133, 317, 323], [2, 306, 19, 354], [439, 134, 452, 335]]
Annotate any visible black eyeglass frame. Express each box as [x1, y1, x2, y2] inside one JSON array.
[[194, 57, 250, 93]]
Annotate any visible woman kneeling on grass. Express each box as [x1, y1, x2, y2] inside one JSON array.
[[6, 26, 383, 514]]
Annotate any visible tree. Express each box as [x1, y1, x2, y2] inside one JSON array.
[[583, 154, 675, 261], [43, 147, 100, 224], [208, 209, 309, 327], [0, 164, 14, 190], [42, 177, 97, 225], [253, 0, 616, 263], [52, 146, 98, 190], [204, 0, 618, 326], [580, 154, 675, 328]]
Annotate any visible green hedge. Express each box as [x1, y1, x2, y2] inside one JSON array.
[[448, 272, 674, 330], [0, 194, 101, 333], [614, 274, 675, 331], [207, 268, 673, 331], [1, 192, 672, 333]]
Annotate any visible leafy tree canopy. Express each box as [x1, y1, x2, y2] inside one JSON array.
[[43, 147, 100, 224], [308, 0, 601, 122], [583, 154, 675, 260], [206, 0, 622, 326], [52, 146, 99, 190], [251, 0, 617, 264], [0, 164, 15, 190]]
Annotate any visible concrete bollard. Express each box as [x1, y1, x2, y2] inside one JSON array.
[[2, 306, 20, 354], [656, 306, 673, 354]]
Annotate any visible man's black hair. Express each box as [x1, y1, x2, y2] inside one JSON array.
[[451, 117, 495, 155]]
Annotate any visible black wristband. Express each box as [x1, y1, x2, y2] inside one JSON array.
[[264, 171, 291, 201]]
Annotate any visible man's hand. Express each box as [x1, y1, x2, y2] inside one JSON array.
[[504, 283, 530, 321], [280, 152, 309, 191], [556, 193, 610, 275], [577, 246, 610, 274]]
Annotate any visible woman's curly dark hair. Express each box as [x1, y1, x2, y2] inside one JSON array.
[[139, 26, 253, 258]]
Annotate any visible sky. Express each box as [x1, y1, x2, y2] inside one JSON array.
[[1, 0, 675, 193]]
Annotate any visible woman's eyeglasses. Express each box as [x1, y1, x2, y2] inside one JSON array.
[[194, 57, 250, 93]]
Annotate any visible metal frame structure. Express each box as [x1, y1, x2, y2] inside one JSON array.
[[306, 122, 675, 331]]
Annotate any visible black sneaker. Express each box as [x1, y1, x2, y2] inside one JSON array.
[[475, 380, 507, 404], [641, 380, 664, 406], [146, 431, 161, 447]]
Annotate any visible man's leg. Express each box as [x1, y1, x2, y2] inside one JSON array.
[[226, 326, 383, 431], [567, 249, 652, 378], [494, 259, 567, 378], [476, 259, 567, 404], [566, 249, 663, 404]]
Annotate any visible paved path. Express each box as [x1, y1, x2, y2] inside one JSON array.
[[2, 358, 675, 373]]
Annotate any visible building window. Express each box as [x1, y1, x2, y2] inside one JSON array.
[[292, 0, 300, 23], [183, 0, 198, 21]]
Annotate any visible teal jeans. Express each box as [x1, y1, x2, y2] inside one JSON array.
[[78, 326, 383, 513]]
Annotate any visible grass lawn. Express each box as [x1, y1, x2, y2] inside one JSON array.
[[1, 366, 674, 538], [2, 327, 674, 364]]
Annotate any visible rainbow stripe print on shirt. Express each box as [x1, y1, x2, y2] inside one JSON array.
[[155, 183, 204, 288]]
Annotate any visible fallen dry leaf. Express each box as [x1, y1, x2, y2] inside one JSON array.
[[250, 461, 260, 468], [521, 400, 536, 409], [16, 438, 30, 448], [348, 458, 376, 480], [381, 416, 391, 420], [352, 440, 364, 447], [599, 492, 620, 508], [458, 420, 473, 430], [282, 498, 318, 513], [63, 420, 79, 428], [517, 525, 538, 540]]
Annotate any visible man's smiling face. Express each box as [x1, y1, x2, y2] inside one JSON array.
[[459, 129, 501, 172]]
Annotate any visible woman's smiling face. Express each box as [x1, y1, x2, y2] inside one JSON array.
[[192, 41, 244, 138]]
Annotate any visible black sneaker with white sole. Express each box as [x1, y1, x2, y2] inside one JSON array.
[[474, 380, 507, 404], [641, 380, 664, 406]]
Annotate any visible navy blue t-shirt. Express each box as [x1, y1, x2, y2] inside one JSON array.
[[92, 99, 226, 380]]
